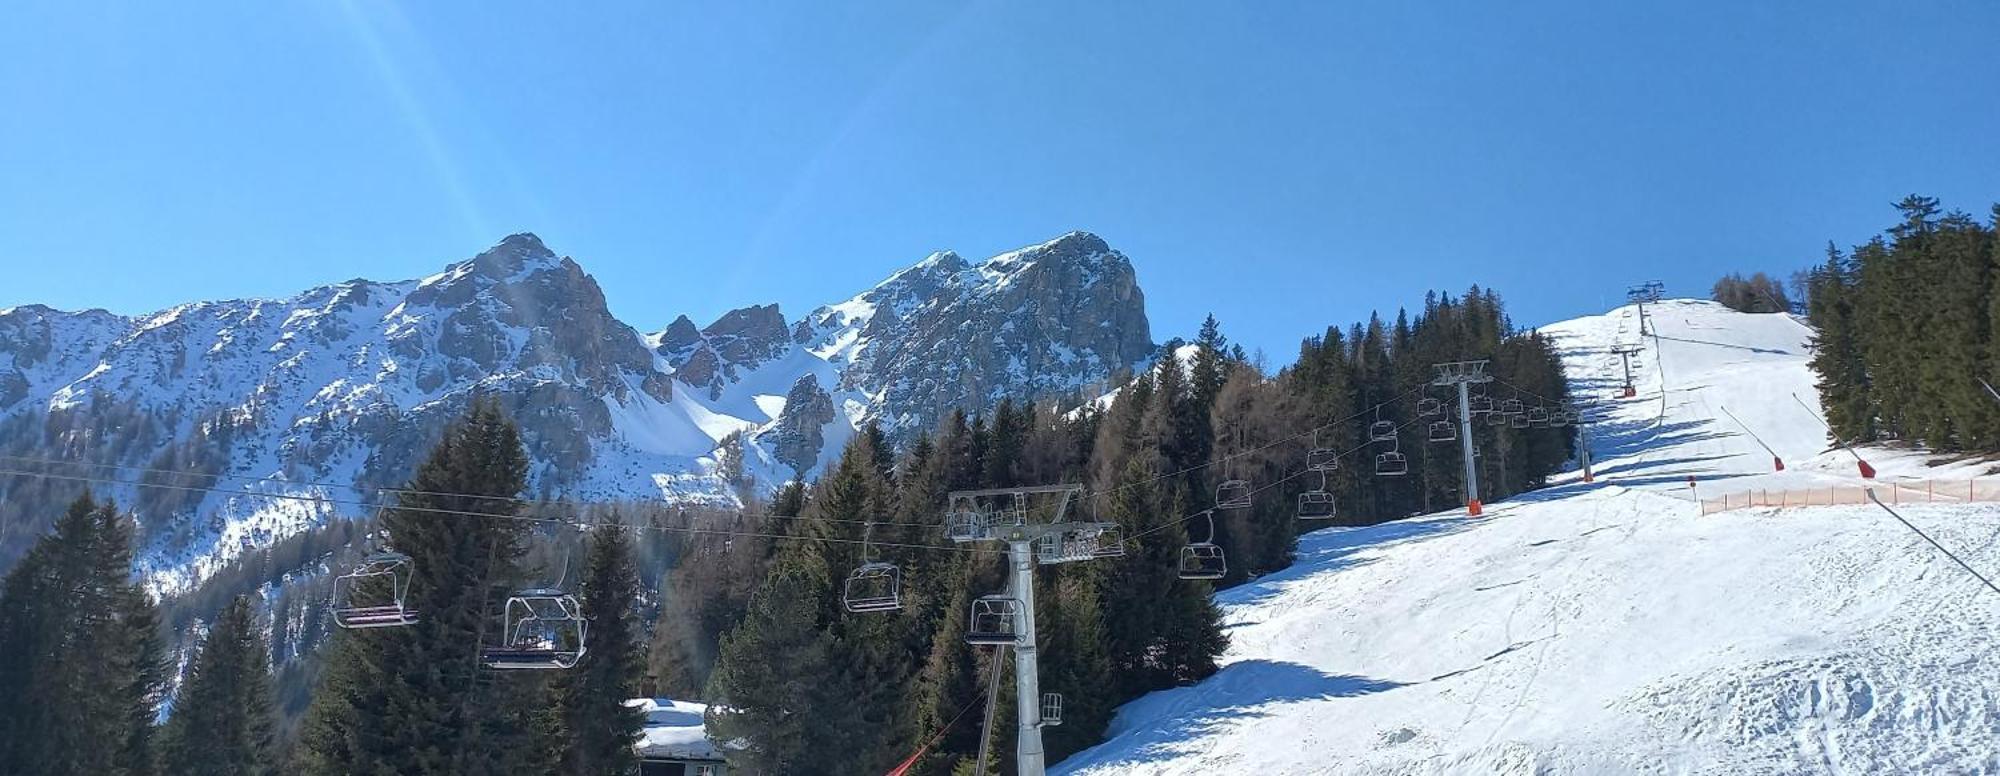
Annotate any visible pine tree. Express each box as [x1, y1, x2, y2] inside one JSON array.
[[160, 595, 277, 776], [300, 398, 553, 775], [557, 523, 647, 775], [0, 494, 165, 776], [704, 543, 856, 774]]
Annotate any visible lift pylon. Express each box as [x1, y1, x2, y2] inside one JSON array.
[[1432, 360, 1494, 516], [947, 484, 1109, 776]]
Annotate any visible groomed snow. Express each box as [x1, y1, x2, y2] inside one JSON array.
[[1056, 301, 2000, 775]]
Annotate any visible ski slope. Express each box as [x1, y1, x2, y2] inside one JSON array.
[[1056, 300, 2000, 775]]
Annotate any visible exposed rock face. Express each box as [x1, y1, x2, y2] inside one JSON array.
[[761, 374, 837, 476], [0, 229, 1155, 594], [797, 232, 1153, 440], [654, 304, 792, 399]]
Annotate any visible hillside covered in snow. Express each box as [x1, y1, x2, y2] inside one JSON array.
[[0, 231, 1154, 591], [1056, 300, 2000, 774]]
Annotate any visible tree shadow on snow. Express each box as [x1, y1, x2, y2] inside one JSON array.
[[1223, 517, 1472, 608], [1060, 660, 1404, 771]]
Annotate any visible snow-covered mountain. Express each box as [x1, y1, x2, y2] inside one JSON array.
[[1056, 300, 2000, 774], [0, 231, 1153, 591]]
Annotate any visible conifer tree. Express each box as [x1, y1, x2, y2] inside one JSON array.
[[705, 542, 858, 774], [0, 494, 165, 776], [160, 595, 277, 776], [557, 523, 647, 775], [300, 398, 553, 775]]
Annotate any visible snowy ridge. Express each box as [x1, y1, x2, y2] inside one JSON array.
[[1056, 300, 2000, 775], [0, 231, 1154, 593]]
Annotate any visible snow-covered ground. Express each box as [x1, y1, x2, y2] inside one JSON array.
[[1056, 300, 2000, 775]]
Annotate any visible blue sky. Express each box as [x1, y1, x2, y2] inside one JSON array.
[[4, 1, 1996, 360]]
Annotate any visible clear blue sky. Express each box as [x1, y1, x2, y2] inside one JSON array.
[[4, 1, 1997, 360]]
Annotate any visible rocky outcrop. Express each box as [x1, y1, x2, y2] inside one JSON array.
[[761, 374, 837, 476]]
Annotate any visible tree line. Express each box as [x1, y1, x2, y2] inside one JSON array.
[[1807, 195, 2000, 450], [694, 288, 1574, 774], [0, 286, 1575, 775]]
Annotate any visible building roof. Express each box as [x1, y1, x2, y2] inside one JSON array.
[[630, 698, 726, 762]]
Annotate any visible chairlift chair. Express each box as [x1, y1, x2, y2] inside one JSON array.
[[331, 551, 419, 630], [945, 508, 988, 543], [1041, 693, 1064, 727], [1306, 447, 1341, 472], [1417, 398, 1443, 417], [1297, 489, 1337, 520], [1216, 479, 1253, 510], [1500, 399, 1526, 415], [1375, 450, 1409, 476], [1179, 543, 1227, 580], [1427, 420, 1457, 443], [1486, 409, 1509, 426], [1091, 525, 1127, 558], [1179, 512, 1228, 580], [844, 562, 903, 612], [966, 595, 1022, 645], [1548, 410, 1570, 427], [482, 588, 588, 670], [1510, 413, 1531, 429], [1035, 530, 1100, 564], [1469, 394, 1495, 414], [1370, 420, 1398, 442], [1526, 406, 1549, 424]]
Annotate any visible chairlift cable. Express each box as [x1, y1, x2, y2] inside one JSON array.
[[0, 466, 1012, 557]]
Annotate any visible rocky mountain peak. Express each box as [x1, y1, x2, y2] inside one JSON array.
[[701, 304, 789, 364]]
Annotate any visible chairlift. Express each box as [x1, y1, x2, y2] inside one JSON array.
[[1216, 479, 1252, 510], [945, 507, 988, 543], [1297, 488, 1336, 520], [1510, 413, 1531, 429], [1035, 529, 1100, 565], [1486, 409, 1509, 426], [1468, 394, 1495, 414], [1091, 525, 1127, 558], [843, 522, 903, 613], [1526, 406, 1549, 424], [1041, 693, 1064, 727], [1370, 420, 1398, 442], [482, 588, 588, 670], [1500, 399, 1525, 415], [331, 551, 419, 630], [1427, 420, 1457, 443], [1417, 398, 1443, 417], [1179, 512, 1227, 580], [1548, 410, 1570, 427], [1375, 450, 1409, 476], [966, 595, 1022, 645]]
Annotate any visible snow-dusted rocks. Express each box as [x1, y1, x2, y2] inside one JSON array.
[[0, 230, 1155, 593]]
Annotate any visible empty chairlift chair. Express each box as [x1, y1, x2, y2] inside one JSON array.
[[1041, 693, 1064, 727], [1376, 450, 1409, 476], [1469, 394, 1495, 414], [1091, 525, 1127, 558], [482, 588, 588, 670], [332, 551, 420, 630], [1500, 399, 1526, 416], [1427, 420, 1457, 443], [1417, 398, 1443, 417], [1216, 479, 1253, 510], [1306, 447, 1341, 472], [1370, 419, 1398, 442], [1179, 512, 1228, 580], [844, 522, 904, 613], [966, 595, 1022, 645], [1510, 413, 1531, 429], [1526, 406, 1549, 425], [944, 504, 988, 543], [1296, 479, 1337, 521]]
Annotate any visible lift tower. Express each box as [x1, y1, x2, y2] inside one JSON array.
[[1626, 281, 1664, 336], [1432, 360, 1495, 516], [1611, 346, 1643, 398], [946, 484, 1112, 776]]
